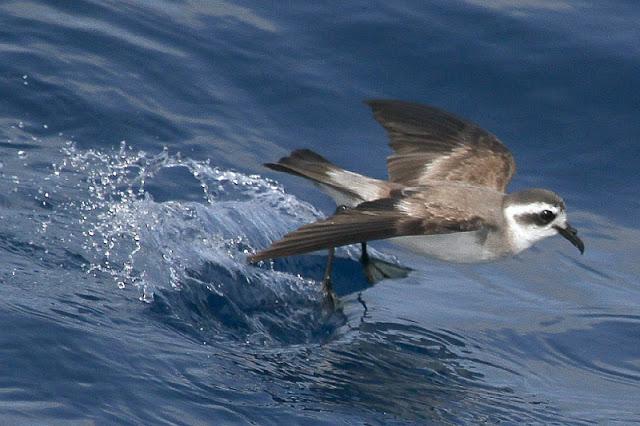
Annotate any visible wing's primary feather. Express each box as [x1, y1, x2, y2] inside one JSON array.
[[367, 100, 516, 191], [248, 197, 486, 262]]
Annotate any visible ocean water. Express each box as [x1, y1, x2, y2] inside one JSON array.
[[1, 1, 639, 424]]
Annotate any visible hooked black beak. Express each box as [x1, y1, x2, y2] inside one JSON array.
[[554, 223, 585, 254]]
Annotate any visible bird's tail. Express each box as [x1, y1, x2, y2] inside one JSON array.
[[265, 149, 390, 207]]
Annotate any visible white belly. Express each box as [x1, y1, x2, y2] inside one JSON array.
[[389, 231, 501, 263]]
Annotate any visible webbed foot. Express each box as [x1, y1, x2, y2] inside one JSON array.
[[360, 242, 412, 284]]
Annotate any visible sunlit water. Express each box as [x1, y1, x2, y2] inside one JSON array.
[[1, 1, 639, 424]]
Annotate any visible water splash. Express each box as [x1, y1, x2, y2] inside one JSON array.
[[42, 142, 357, 344], [52, 142, 317, 288]]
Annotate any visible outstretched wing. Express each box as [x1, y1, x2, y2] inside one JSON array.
[[367, 100, 516, 192], [248, 196, 486, 262]]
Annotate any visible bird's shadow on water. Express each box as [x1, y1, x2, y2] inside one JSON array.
[[142, 254, 568, 423], [146, 256, 356, 346], [145, 252, 380, 348]]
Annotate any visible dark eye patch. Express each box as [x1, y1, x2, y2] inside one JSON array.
[[515, 210, 556, 226]]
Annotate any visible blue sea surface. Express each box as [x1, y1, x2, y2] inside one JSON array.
[[1, 1, 639, 424]]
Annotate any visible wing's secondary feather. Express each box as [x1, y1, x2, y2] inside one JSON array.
[[248, 196, 486, 262], [367, 100, 516, 191]]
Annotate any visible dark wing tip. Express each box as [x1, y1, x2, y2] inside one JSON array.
[[263, 162, 294, 174], [365, 98, 438, 109], [265, 149, 331, 168], [288, 148, 331, 164], [263, 148, 333, 175], [365, 99, 414, 112]]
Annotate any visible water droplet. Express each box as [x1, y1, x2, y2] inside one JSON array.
[[140, 287, 154, 303], [17, 150, 27, 159], [17, 121, 24, 129]]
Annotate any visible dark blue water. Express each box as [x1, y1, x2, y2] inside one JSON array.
[[1, 1, 639, 424]]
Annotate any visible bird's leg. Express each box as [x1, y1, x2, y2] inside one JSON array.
[[321, 205, 349, 308], [322, 246, 338, 308], [360, 241, 413, 284], [360, 242, 370, 264]]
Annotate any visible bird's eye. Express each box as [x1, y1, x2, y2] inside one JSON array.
[[540, 210, 556, 223]]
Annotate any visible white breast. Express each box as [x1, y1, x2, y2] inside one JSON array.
[[389, 231, 501, 263]]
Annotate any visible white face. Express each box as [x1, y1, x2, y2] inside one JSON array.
[[504, 202, 567, 253]]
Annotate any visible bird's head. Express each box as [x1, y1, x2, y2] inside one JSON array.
[[504, 189, 584, 254]]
